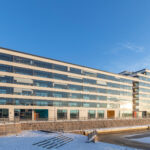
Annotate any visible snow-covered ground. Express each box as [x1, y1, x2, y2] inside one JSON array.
[[131, 137, 150, 144], [0, 131, 138, 150]]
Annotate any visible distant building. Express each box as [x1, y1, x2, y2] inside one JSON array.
[[0, 47, 147, 121]]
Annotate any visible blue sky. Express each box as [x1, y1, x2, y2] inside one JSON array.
[[0, 0, 150, 73]]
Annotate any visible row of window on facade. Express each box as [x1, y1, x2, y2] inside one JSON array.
[[0, 75, 132, 93], [0, 86, 132, 101], [0, 64, 132, 91], [0, 52, 132, 84], [0, 98, 120, 108], [0, 108, 133, 120], [0, 108, 105, 119]]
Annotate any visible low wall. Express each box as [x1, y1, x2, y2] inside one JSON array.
[[0, 123, 21, 136], [21, 118, 150, 131], [1, 118, 150, 136]]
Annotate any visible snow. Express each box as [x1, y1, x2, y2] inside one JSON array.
[[0, 131, 138, 150], [131, 137, 150, 144]]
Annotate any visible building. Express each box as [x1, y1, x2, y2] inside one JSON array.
[[121, 69, 150, 118], [0, 47, 139, 121]]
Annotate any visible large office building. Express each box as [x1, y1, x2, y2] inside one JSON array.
[[0, 47, 148, 121]]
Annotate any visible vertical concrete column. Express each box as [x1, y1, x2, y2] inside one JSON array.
[[9, 107, 14, 121], [48, 108, 55, 121], [104, 110, 107, 119], [79, 109, 88, 120], [95, 110, 98, 119], [67, 109, 70, 120], [32, 110, 35, 121]]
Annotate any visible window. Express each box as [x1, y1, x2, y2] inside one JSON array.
[[0, 109, 9, 118], [70, 110, 79, 119], [83, 78, 96, 84], [0, 53, 13, 61], [68, 76, 82, 83], [97, 110, 104, 118], [14, 67, 33, 75], [54, 83, 67, 89], [53, 92, 68, 98], [97, 96, 107, 101], [88, 110, 96, 119], [83, 95, 96, 100], [34, 90, 51, 97], [82, 71, 97, 77], [68, 84, 82, 91], [34, 80, 52, 87], [70, 93, 82, 99], [34, 70, 52, 78], [53, 64, 68, 72], [0, 64, 12, 72], [14, 56, 32, 65], [57, 109, 67, 120], [0, 76, 13, 83], [53, 101, 67, 107], [34, 60, 52, 69], [22, 91, 32, 96], [53, 73, 68, 80], [83, 86, 96, 92], [97, 88, 107, 93], [70, 67, 81, 74], [0, 87, 13, 94], [0, 98, 12, 105], [68, 102, 81, 107]]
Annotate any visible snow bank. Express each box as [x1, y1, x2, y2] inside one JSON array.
[[0, 131, 137, 150]]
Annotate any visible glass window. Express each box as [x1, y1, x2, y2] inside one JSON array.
[[34, 60, 52, 69], [0, 53, 13, 61], [82, 71, 97, 77], [97, 96, 107, 101], [83, 78, 96, 84], [68, 76, 82, 83], [14, 67, 33, 75], [53, 92, 68, 98], [53, 73, 68, 80], [88, 110, 96, 119], [53, 101, 68, 107], [0, 109, 9, 118], [97, 110, 104, 118], [54, 83, 68, 89], [83, 94, 96, 100], [83, 86, 96, 92], [0, 87, 13, 94], [0, 76, 13, 83], [22, 91, 32, 96], [34, 80, 52, 87], [0, 64, 12, 72], [68, 102, 82, 107], [34, 70, 52, 78], [53, 64, 68, 72], [57, 109, 67, 120], [70, 93, 82, 99], [0, 98, 12, 105], [70, 110, 79, 119], [68, 84, 82, 91], [70, 67, 81, 74], [34, 90, 51, 97], [14, 56, 32, 65], [97, 88, 107, 93]]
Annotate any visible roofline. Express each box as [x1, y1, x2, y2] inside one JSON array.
[[0, 46, 136, 80]]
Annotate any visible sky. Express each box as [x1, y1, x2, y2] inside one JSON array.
[[0, 0, 150, 73]]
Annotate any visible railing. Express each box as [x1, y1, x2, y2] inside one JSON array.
[[1, 116, 150, 124]]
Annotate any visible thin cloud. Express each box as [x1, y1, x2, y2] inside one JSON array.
[[111, 42, 145, 54]]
